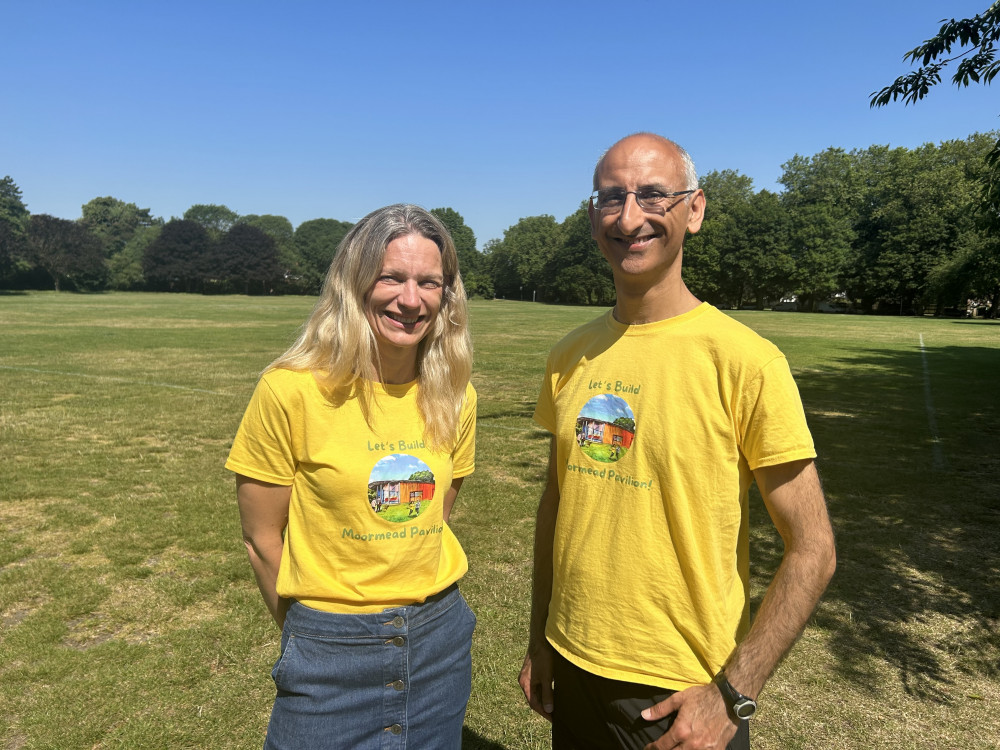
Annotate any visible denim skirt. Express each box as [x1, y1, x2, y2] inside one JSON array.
[[263, 584, 476, 750]]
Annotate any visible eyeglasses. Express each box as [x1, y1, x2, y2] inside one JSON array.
[[590, 188, 695, 214]]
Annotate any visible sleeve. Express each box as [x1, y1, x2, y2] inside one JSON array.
[[451, 383, 477, 478], [224, 376, 296, 485], [532, 353, 558, 434], [737, 355, 817, 470]]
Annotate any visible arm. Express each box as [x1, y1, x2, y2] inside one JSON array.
[[518, 437, 560, 720], [441, 477, 465, 524], [642, 459, 836, 749], [236, 474, 293, 629]]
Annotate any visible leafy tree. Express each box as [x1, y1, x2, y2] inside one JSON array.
[[183, 204, 239, 238], [539, 204, 614, 305], [239, 214, 303, 290], [24, 215, 107, 291], [80, 197, 157, 257], [108, 224, 160, 290], [493, 215, 561, 300], [143, 219, 213, 292], [408, 470, 433, 482], [871, 2, 1000, 222], [293, 218, 353, 292], [216, 223, 282, 294], [430, 207, 480, 276], [0, 176, 29, 281]]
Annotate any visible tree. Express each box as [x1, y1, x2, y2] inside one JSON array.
[[0, 176, 29, 281], [493, 215, 561, 300], [430, 207, 480, 276], [293, 218, 354, 292], [24, 215, 107, 291], [539, 204, 614, 305], [80, 197, 157, 257], [216, 223, 282, 294], [871, 2, 1000, 222], [239, 214, 303, 290], [144, 219, 213, 292], [109, 224, 160, 290], [183, 204, 239, 238]]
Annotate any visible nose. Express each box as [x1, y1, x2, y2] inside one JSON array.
[[398, 280, 421, 309], [616, 193, 645, 235]]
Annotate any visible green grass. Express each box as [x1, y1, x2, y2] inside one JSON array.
[[1, 293, 998, 749]]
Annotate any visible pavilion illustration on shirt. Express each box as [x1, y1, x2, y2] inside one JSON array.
[[369, 478, 435, 509], [577, 416, 635, 449], [575, 393, 637, 463], [367, 453, 436, 520]]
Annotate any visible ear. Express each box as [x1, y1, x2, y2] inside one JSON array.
[[685, 189, 706, 234]]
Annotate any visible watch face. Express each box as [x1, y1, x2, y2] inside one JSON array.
[[734, 699, 757, 719]]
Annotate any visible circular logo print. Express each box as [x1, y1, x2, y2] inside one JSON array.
[[576, 394, 636, 463], [368, 454, 436, 522]]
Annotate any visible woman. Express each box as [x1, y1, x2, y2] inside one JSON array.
[[226, 204, 477, 749]]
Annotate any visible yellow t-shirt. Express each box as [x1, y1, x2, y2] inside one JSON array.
[[533, 303, 815, 690], [226, 368, 476, 613]]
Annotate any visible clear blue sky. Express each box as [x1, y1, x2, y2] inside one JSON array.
[[3, 0, 995, 248]]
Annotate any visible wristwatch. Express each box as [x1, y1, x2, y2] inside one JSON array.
[[714, 673, 757, 720]]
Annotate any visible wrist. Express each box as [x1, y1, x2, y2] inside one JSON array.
[[714, 672, 757, 721]]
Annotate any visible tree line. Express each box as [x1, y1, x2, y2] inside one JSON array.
[[2, 130, 998, 314]]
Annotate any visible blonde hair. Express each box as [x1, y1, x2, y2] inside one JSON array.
[[269, 204, 472, 450]]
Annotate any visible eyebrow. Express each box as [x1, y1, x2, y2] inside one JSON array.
[[597, 183, 672, 192]]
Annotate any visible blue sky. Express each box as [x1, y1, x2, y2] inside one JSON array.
[[3, 0, 995, 248], [370, 454, 433, 484], [580, 394, 634, 425]]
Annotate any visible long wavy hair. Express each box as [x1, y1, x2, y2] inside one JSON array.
[[268, 204, 472, 449]]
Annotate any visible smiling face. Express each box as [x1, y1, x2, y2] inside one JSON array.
[[589, 135, 705, 288], [364, 232, 445, 382]]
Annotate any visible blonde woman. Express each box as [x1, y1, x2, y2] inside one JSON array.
[[227, 204, 476, 749]]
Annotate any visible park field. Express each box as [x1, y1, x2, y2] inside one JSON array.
[[1, 292, 998, 750]]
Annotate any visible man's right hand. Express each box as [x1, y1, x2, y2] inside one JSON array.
[[519, 641, 555, 721]]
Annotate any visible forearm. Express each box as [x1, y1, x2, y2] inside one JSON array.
[[243, 534, 289, 628], [724, 540, 835, 696], [528, 488, 558, 649]]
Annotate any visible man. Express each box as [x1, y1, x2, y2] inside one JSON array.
[[519, 133, 836, 750]]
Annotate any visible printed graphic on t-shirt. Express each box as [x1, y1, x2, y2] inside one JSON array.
[[575, 394, 636, 463], [368, 454, 435, 522]]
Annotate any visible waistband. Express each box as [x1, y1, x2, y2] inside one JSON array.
[[285, 584, 461, 637]]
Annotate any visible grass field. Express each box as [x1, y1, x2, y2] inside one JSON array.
[[1, 292, 998, 750]]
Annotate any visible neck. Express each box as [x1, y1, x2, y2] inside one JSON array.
[[612, 273, 701, 325], [374, 349, 418, 385]]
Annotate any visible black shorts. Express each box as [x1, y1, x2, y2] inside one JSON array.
[[551, 651, 750, 750]]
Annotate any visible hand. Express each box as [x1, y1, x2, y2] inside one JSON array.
[[641, 683, 738, 750], [518, 641, 555, 721]]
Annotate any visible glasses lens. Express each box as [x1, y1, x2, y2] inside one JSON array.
[[594, 190, 625, 211]]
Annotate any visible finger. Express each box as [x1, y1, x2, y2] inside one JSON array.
[[641, 692, 680, 722], [541, 676, 554, 716]]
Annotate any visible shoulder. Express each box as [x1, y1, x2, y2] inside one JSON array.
[[693, 307, 785, 367], [548, 310, 615, 360], [257, 368, 319, 400]]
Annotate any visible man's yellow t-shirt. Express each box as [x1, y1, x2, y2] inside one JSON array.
[[534, 303, 815, 691]]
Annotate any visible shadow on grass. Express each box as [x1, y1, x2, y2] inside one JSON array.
[[462, 726, 514, 749], [750, 342, 1000, 703]]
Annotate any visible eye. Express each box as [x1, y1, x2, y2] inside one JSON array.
[[419, 279, 443, 290], [597, 190, 626, 208], [636, 189, 667, 203], [377, 274, 401, 285]]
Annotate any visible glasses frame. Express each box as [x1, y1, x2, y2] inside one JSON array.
[[590, 188, 696, 215]]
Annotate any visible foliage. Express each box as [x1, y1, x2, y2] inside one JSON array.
[[80, 197, 158, 257], [143, 219, 213, 292], [215, 223, 282, 294], [24, 214, 107, 291], [431, 207, 480, 276], [182, 203, 239, 238], [538, 204, 614, 305], [871, 2, 1000, 223], [0, 176, 29, 278], [293, 218, 353, 292]]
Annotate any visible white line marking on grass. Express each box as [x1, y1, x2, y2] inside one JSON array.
[[918, 334, 945, 471], [0, 366, 236, 397]]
